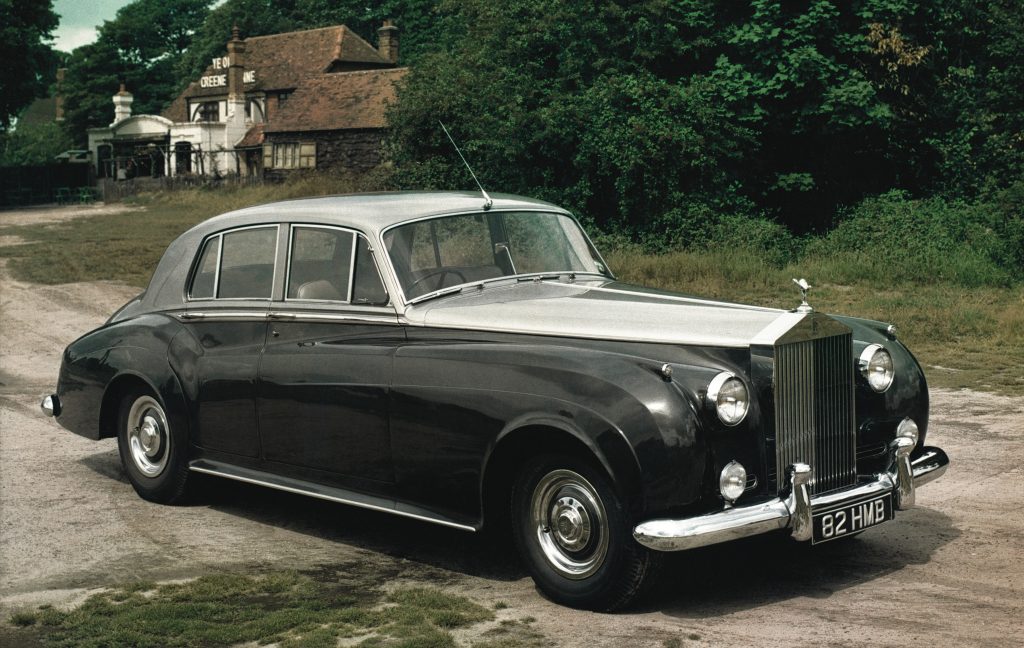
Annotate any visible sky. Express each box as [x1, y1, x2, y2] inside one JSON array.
[[52, 0, 134, 52], [51, 0, 226, 53]]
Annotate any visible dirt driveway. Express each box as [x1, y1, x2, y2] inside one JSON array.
[[1, 206, 1022, 647]]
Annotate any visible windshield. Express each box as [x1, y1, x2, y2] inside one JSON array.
[[384, 211, 610, 300]]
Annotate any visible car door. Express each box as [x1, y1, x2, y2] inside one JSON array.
[[181, 224, 281, 458], [257, 225, 402, 490]]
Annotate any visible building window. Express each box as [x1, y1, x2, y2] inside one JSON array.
[[277, 91, 291, 104], [245, 97, 264, 122], [269, 141, 316, 169], [197, 101, 219, 122], [273, 142, 299, 169]]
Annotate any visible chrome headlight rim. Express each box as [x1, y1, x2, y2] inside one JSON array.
[[859, 343, 895, 393], [719, 460, 747, 503], [706, 371, 750, 427]]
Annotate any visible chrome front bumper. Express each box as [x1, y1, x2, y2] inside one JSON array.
[[633, 442, 949, 552]]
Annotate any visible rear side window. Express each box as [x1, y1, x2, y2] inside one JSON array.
[[189, 226, 278, 300], [189, 237, 219, 299]]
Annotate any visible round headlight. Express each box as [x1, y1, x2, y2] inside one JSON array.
[[719, 461, 747, 502], [707, 372, 749, 426], [859, 344, 894, 393]]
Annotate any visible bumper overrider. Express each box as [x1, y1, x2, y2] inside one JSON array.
[[633, 436, 949, 552]]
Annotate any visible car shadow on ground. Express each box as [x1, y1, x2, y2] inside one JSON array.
[[643, 506, 958, 615], [78, 449, 958, 611], [78, 449, 523, 583]]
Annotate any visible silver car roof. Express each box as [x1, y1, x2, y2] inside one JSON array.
[[193, 191, 571, 238]]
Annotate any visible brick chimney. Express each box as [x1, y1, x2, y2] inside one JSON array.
[[112, 82, 133, 124], [378, 20, 399, 64], [226, 24, 246, 101], [55, 68, 66, 121]]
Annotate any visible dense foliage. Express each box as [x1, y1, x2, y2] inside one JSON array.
[[0, 121, 73, 166], [0, 0, 60, 129], [386, 0, 1024, 240]]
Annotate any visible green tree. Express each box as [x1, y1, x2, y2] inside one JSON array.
[[61, 0, 212, 144], [176, 0, 299, 85], [0, 0, 60, 128], [386, 0, 753, 241], [0, 120, 74, 165]]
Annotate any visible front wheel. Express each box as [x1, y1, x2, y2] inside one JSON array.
[[512, 455, 660, 611], [117, 388, 191, 504]]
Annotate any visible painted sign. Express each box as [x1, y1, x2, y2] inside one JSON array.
[[200, 57, 256, 88]]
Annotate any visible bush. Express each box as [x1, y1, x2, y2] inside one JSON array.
[[807, 191, 1014, 287]]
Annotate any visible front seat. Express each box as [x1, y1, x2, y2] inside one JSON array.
[[295, 279, 342, 301]]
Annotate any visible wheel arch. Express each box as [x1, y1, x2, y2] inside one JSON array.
[[480, 419, 642, 534], [98, 370, 187, 441]]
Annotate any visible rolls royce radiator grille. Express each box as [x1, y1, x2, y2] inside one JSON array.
[[774, 332, 856, 495]]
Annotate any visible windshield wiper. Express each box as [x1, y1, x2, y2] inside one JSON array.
[[516, 273, 563, 283], [407, 275, 517, 305], [407, 284, 467, 305]]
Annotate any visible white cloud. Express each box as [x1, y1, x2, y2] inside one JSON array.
[[54, 26, 98, 53]]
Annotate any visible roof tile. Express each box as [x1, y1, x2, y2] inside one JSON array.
[[263, 68, 407, 133]]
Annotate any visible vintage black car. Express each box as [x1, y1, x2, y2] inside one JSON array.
[[43, 192, 948, 610]]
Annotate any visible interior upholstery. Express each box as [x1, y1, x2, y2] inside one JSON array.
[[296, 279, 343, 300]]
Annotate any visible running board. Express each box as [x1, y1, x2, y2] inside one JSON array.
[[189, 459, 477, 532]]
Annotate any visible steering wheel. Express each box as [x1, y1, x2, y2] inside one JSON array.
[[408, 268, 467, 295]]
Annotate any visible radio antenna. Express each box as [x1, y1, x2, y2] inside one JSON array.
[[439, 121, 492, 211]]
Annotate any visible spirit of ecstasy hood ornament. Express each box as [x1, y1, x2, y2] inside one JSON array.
[[792, 278, 813, 313]]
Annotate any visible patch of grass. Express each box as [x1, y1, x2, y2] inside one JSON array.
[[2, 572, 498, 648], [8, 611, 37, 627]]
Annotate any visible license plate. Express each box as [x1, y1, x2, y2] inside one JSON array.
[[812, 493, 893, 544]]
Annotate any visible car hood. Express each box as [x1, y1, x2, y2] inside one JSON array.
[[403, 280, 791, 348]]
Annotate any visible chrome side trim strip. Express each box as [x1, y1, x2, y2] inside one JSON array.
[[176, 311, 398, 325], [188, 459, 477, 532], [273, 312, 400, 325], [176, 311, 266, 321]]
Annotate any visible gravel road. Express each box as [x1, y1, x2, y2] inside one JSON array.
[[1, 205, 1022, 647]]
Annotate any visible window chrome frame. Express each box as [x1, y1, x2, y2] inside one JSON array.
[[378, 208, 615, 309], [185, 223, 280, 302], [282, 224, 359, 305]]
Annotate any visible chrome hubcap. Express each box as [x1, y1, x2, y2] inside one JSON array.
[[127, 396, 169, 478], [552, 496, 591, 551], [531, 469, 608, 579]]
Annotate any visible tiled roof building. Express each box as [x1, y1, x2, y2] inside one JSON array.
[[87, 22, 406, 180]]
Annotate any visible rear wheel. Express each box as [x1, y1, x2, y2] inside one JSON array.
[[117, 388, 191, 504], [512, 454, 660, 611]]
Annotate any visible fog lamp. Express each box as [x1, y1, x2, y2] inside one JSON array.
[[719, 461, 747, 503], [896, 417, 919, 446], [859, 344, 894, 393], [707, 372, 749, 426]]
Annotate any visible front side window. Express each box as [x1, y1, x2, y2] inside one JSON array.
[[384, 211, 609, 300], [287, 227, 354, 300], [189, 226, 278, 300], [285, 226, 388, 305]]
